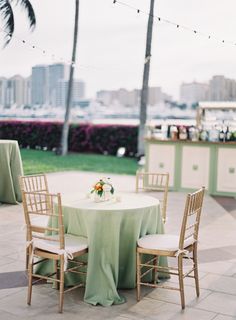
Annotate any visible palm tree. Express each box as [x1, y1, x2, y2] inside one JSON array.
[[137, 0, 155, 155], [0, 0, 36, 45], [60, 0, 79, 156]]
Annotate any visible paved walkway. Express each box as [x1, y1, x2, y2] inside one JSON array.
[[0, 171, 236, 319]]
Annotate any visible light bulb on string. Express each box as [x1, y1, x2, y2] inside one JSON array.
[[113, 0, 236, 48]]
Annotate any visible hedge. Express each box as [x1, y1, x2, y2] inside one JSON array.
[[0, 120, 138, 157]]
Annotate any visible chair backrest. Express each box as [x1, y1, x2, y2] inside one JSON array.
[[179, 187, 205, 250], [136, 171, 169, 223], [19, 174, 49, 193], [22, 191, 65, 250]]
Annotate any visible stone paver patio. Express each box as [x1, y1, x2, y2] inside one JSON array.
[[0, 171, 236, 319]]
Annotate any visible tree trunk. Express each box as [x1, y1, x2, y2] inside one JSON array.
[[60, 0, 79, 156], [137, 0, 155, 156]]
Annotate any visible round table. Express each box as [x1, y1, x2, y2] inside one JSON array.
[[0, 140, 23, 204], [38, 192, 167, 306]]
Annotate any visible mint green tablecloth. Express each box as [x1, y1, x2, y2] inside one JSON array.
[[37, 193, 168, 306], [0, 140, 23, 204]]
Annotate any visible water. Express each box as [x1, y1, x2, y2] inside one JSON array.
[[0, 114, 196, 126], [0, 103, 196, 126]]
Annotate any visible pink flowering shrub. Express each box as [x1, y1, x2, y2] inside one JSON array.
[[0, 120, 138, 157]]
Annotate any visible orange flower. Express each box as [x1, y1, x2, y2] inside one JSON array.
[[95, 183, 103, 191]]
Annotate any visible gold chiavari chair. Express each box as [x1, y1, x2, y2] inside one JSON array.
[[136, 187, 205, 309], [22, 191, 88, 313], [19, 174, 49, 193], [135, 171, 169, 223], [19, 174, 50, 269]]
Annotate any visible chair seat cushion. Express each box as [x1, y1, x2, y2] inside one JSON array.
[[34, 234, 88, 255], [137, 234, 195, 252]]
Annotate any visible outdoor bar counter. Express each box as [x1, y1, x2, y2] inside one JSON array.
[[145, 138, 236, 197]]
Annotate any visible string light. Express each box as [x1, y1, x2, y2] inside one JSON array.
[[0, 27, 117, 71], [0, 26, 116, 72], [0, 0, 235, 73], [113, 0, 236, 47], [144, 55, 151, 64], [0, 27, 75, 65]]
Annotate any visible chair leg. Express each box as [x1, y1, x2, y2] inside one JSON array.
[[152, 255, 158, 284], [193, 243, 200, 297], [27, 255, 33, 306], [26, 247, 29, 271], [178, 255, 185, 309], [136, 250, 141, 301], [54, 260, 59, 290], [59, 255, 64, 313]]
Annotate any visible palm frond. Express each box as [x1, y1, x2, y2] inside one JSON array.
[[0, 0, 14, 45], [15, 0, 36, 29], [0, 0, 36, 45]]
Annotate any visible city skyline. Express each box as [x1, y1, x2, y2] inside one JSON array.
[[1, 0, 236, 100], [2, 65, 236, 109], [0, 63, 86, 108]]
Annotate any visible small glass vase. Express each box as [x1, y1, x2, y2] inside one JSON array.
[[94, 192, 109, 202]]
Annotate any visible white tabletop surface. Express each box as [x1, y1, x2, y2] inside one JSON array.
[[0, 140, 18, 144], [62, 192, 159, 211]]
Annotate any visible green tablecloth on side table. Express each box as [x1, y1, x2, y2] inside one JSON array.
[[0, 140, 23, 204], [36, 193, 168, 306]]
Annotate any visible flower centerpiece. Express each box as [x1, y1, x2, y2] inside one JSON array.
[[91, 178, 115, 202]]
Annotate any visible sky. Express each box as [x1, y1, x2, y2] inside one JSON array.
[[1, 0, 236, 100]]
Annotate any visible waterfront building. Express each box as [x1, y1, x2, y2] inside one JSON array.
[[48, 63, 69, 106], [209, 75, 236, 101], [10, 75, 31, 107], [1, 75, 30, 108], [180, 81, 209, 107], [31, 65, 48, 106], [148, 87, 172, 106], [5, 80, 14, 108], [56, 79, 85, 107], [0, 77, 7, 108], [96, 87, 170, 107]]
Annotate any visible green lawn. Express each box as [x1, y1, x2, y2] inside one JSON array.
[[21, 149, 138, 175]]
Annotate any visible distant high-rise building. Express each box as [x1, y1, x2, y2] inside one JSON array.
[[0, 64, 85, 108], [148, 87, 172, 106], [209, 75, 236, 101], [116, 88, 140, 107], [2, 75, 31, 108], [0, 77, 7, 108], [48, 63, 69, 106], [73, 80, 85, 103], [180, 81, 209, 107], [24, 77, 31, 106], [56, 79, 85, 107], [97, 90, 113, 106], [56, 80, 67, 107], [180, 76, 236, 106], [5, 80, 14, 107], [31, 65, 48, 105], [10, 75, 31, 107], [96, 87, 170, 107]]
